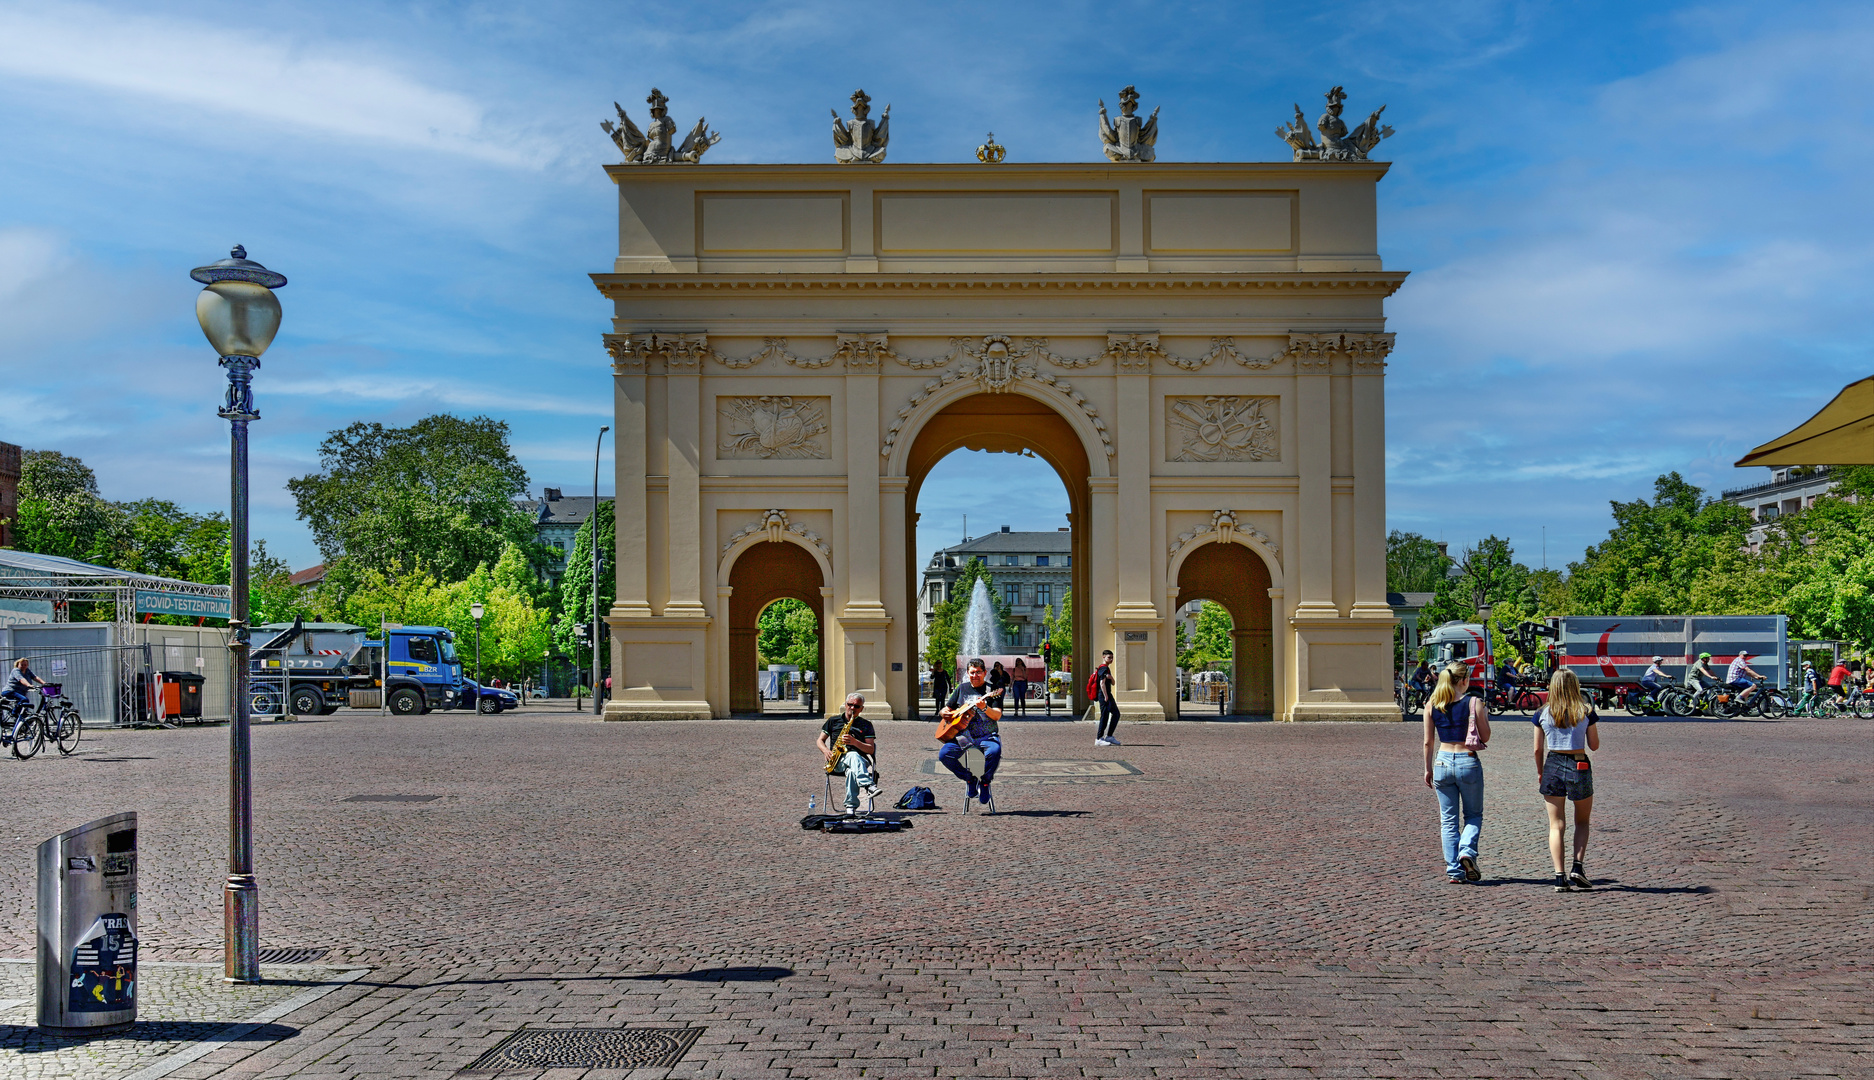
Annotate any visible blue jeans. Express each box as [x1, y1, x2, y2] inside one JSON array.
[[937, 735, 1001, 786], [1433, 750, 1483, 879], [831, 751, 876, 810]]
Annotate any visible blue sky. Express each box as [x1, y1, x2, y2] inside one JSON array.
[[1, 0, 1868, 576]]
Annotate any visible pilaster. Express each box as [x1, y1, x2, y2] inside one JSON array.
[[1293, 339, 1336, 619]]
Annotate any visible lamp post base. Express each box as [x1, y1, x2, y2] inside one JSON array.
[[224, 875, 260, 983]]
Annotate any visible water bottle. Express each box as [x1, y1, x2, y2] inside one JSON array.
[[807, 794, 816, 812]]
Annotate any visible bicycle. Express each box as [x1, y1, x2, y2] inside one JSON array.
[[8, 684, 81, 759], [1716, 678, 1787, 719], [1846, 686, 1874, 720]]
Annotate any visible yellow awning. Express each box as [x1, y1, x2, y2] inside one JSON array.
[[1735, 376, 1874, 467]]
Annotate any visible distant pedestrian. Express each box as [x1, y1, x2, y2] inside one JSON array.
[[930, 663, 952, 712], [1534, 667, 1600, 892], [1093, 649, 1120, 746], [1424, 662, 1489, 884], [1010, 658, 1030, 716], [989, 661, 1010, 695]]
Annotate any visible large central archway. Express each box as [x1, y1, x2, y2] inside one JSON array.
[[902, 393, 1093, 713]]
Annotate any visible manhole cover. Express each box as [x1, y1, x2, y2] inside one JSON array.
[[463, 1028, 704, 1072], [342, 794, 440, 802], [257, 947, 329, 964]]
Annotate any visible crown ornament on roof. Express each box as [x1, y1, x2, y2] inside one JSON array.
[[601, 87, 722, 164], [1277, 85, 1393, 162], [976, 132, 1005, 164]]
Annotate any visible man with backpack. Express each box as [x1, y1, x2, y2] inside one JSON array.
[[1092, 649, 1120, 746]]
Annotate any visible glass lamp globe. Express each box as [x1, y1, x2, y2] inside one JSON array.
[[190, 246, 287, 358], [471, 603, 485, 621]]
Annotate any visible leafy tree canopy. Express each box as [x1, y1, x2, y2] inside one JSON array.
[[286, 415, 539, 584], [757, 598, 820, 672], [1386, 530, 1451, 595], [554, 501, 614, 672], [1175, 601, 1234, 671]]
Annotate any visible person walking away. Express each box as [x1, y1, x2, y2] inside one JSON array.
[[1010, 658, 1029, 717], [1093, 649, 1121, 745], [930, 662, 952, 716], [1534, 667, 1600, 891], [1423, 662, 1490, 884]]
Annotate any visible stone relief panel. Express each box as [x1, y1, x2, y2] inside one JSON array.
[[1166, 395, 1279, 462], [716, 396, 831, 460]]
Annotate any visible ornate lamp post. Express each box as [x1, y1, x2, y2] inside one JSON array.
[[470, 602, 484, 684], [190, 245, 286, 984], [592, 425, 609, 716]]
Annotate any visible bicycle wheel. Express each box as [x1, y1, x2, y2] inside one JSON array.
[[1760, 691, 1789, 719], [1857, 693, 1874, 720], [54, 708, 82, 755], [1623, 691, 1646, 716], [11, 714, 43, 759]]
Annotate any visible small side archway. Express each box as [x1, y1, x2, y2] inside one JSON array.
[[1173, 540, 1275, 715], [726, 539, 826, 714]]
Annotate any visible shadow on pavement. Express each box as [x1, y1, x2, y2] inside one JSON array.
[[1476, 877, 1713, 894], [628, 966, 795, 983], [2, 1022, 297, 1050], [989, 810, 1091, 818]]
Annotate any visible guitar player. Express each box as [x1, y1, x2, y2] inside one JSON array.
[[937, 657, 1004, 807]]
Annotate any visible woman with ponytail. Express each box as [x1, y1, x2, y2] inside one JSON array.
[[1423, 662, 1491, 883], [1534, 667, 1600, 891]]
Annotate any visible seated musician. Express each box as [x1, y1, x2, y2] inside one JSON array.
[[819, 692, 882, 813], [937, 658, 1003, 807]]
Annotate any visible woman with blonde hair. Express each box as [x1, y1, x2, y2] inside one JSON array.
[[1422, 662, 1490, 883], [1534, 667, 1601, 891]]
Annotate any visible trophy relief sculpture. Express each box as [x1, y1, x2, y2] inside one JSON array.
[[831, 89, 890, 163], [602, 88, 722, 164], [1098, 85, 1159, 163], [1278, 85, 1393, 162]]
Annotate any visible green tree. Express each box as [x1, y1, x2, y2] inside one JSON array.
[[1386, 530, 1451, 594], [1565, 473, 1751, 616], [286, 415, 540, 585], [922, 557, 1017, 669], [1175, 601, 1234, 671], [555, 502, 615, 672], [11, 450, 129, 565], [756, 598, 820, 672], [1040, 588, 1073, 668]]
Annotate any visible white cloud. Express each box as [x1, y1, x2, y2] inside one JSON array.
[[0, 3, 554, 167], [266, 373, 611, 417]]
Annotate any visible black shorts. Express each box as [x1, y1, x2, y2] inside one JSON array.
[[1540, 752, 1594, 801]]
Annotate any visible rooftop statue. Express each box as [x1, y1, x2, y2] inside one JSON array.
[[602, 88, 722, 164], [1278, 85, 1393, 162], [1098, 85, 1159, 163], [831, 89, 890, 163]]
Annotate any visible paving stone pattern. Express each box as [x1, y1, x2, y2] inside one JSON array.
[[0, 960, 351, 1079], [1, 708, 1871, 1078]]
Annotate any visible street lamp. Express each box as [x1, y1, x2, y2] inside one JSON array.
[[592, 425, 609, 717], [470, 602, 484, 684], [191, 244, 286, 985]]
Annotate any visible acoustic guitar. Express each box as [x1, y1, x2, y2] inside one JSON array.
[[934, 686, 1005, 742]]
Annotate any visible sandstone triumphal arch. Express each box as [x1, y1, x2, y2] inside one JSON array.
[[597, 159, 1404, 722]]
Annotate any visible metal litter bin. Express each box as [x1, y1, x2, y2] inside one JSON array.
[[37, 812, 138, 1033]]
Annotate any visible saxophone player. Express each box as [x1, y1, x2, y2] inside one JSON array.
[[819, 693, 882, 813]]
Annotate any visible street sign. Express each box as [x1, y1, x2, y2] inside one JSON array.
[[133, 589, 230, 619]]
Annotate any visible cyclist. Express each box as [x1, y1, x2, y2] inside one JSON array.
[[1407, 659, 1432, 698], [1828, 658, 1853, 699], [1727, 651, 1765, 706], [1686, 652, 1719, 691], [1638, 655, 1672, 709], [3, 657, 45, 711]]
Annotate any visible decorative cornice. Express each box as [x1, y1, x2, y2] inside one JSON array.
[[720, 509, 832, 561], [592, 272, 1410, 299], [1168, 510, 1280, 560], [604, 332, 708, 374], [1283, 331, 1395, 371]]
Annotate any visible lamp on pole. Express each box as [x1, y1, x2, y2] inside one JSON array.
[[191, 245, 286, 984], [470, 602, 484, 685], [592, 425, 609, 717]]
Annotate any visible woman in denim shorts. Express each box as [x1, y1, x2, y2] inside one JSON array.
[[1534, 667, 1600, 892], [1422, 662, 1490, 884]]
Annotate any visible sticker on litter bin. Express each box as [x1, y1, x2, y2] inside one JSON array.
[[69, 913, 136, 1011]]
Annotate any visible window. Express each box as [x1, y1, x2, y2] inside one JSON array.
[[1004, 583, 1021, 606], [1036, 584, 1052, 609], [1036, 555, 1049, 567], [406, 637, 438, 664], [1005, 555, 1020, 566]]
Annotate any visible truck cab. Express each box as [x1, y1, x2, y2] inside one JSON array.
[[370, 626, 465, 714]]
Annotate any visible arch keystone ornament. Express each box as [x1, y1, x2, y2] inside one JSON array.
[[596, 141, 1405, 721]]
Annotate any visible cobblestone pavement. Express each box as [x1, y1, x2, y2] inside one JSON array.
[[1, 707, 1871, 1078]]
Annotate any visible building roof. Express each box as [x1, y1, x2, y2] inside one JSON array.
[[934, 529, 1072, 560], [289, 564, 327, 587], [516, 490, 601, 527]]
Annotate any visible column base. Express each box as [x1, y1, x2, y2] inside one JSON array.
[[1288, 700, 1405, 723], [607, 614, 715, 718], [1287, 615, 1396, 722], [602, 700, 713, 722]]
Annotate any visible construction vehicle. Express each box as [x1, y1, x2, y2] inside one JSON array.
[[250, 619, 469, 715]]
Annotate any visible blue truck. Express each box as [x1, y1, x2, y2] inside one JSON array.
[[251, 620, 506, 715]]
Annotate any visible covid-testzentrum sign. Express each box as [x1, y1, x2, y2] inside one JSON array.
[[133, 589, 231, 619]]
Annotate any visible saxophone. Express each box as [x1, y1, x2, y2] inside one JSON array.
[[825, 708, 859, 774]]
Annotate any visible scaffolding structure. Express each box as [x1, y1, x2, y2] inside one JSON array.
[[0, 550, 233, 726]]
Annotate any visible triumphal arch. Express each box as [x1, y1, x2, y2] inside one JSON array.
[[596, 93, 1405, 722]]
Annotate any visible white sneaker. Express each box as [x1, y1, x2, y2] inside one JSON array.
[[1094, 737, 1111, 746]]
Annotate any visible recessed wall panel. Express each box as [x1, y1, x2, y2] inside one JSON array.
[[1147, 192, 1294, 253], [878, 192, 1116, 253]]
